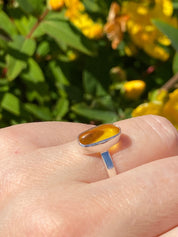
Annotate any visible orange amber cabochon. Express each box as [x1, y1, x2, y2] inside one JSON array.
[[79, 124, 120, 146]]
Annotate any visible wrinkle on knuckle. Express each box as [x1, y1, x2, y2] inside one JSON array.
[[143, 115, 178, 153]]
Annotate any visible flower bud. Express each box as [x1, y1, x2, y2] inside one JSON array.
[[124, 80, 146, 99]]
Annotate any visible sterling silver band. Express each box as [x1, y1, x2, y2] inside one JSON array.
[[78, 123, 121, 178], [101, 151, 117, 177]]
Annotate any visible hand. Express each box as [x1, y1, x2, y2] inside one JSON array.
[[0, 115, 177, 237]]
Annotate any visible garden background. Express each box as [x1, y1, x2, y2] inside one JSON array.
[[0, 0, 178, 128]]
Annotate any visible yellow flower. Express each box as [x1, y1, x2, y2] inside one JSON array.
[[157, 35, 171, 46], [161, 0, 173, 16], [132, 102, 163, 116], [163, 89, 178, 129], [144, 44, 170, 61], [124, 80, 146, 99], [48, 0, 103, 39], [49, 0, 64, 10], [155, 89, 169, 103], [64, 0, 103, 39], [132, 89, 178, 129], [82, 22, 103, 39], [122, 0, 177, 61], [64, 0, 84, 12]]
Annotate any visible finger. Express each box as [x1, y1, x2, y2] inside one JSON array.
[[1, 115, 177, 195], [0, 122, 91, 154], [22, 115, 178, 182], [89, 156, 178, 237], [160, 227, 178, 236], [70, 115, 178, 181], [113, 115, 178, 172]]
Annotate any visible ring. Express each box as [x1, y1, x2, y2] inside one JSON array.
[[78, 124, 121, 178]]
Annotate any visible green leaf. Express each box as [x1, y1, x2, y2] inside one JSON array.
[[173, 2, 178, 9], [83, 0, 104, 14], [24, 103, 52, 121], [54, 98, 69, 120], [1, 93, 20, 116], [45, 9, 65, 21], [94, 96, 115, 110], [41, 19, 97, 55], [6, 35, 36, 80], [152, 19, 178, 51], [0, 79, 9, 92], [0, 11, 17, 36], [0, 37, 8, 49], [9, 35, 36, 56], [14, 14, 37, 36], [173, 52, 178, 73], [72, 103, 118, 123], [31, 22, 45, 38], [15, 0, 44, 15], [36, 41, 50, 57], [49, 61, 69, 86], [21, 58, 45, 83], [48, 60, 69, 97], [6, 54, 26, 81], [25, 82, 50, 103], [83, 0, 109, 15], [83, 70, 107, 96]]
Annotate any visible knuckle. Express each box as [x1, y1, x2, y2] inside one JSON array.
[[20, 194, 84, 237], [25, 210, 60, 236], [13, 198, 62, 237], [145, 115, 178, 152], [23, 204, 85, 237]]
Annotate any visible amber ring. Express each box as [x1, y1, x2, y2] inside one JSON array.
[[78, 124, 121, 178]]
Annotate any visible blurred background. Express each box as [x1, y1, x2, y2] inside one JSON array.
[[0, 0, 177, 128]]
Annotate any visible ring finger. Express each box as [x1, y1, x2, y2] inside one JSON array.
[[29, 115, 178, 182]]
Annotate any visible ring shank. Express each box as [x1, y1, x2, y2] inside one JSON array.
[[101, 151, 117, 177]]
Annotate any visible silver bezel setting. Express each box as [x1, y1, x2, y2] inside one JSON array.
[[78, 124, 121, 153]]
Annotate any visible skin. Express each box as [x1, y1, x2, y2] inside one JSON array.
[[0, 115, 177, 237]]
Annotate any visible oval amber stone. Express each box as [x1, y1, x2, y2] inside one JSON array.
[[79, 124, 120, 146]]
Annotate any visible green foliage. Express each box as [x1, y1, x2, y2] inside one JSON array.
[[0, 0, 177, 127], [173, 52, 178, 73], [15, 0, 44, 15], [152, 19, 178, 51], [1, 93, 20, 116]]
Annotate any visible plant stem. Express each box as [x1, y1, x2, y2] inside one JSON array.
[[26, 9, 49, 39], [161, 73, 178, 91]]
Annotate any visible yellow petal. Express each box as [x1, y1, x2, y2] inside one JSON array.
[[163, 89, 178, 128], [162, 0, 173, 16], [49, 0, 64, 10], [132, 102, 163, 117], [137, 6, 148, 15], [158, 35, 171, 46]]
